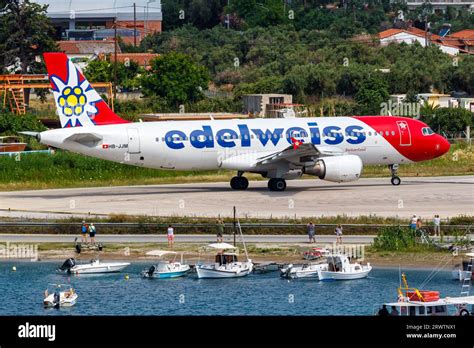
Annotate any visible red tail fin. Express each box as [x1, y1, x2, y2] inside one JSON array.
[[43, 52, 129, 128]]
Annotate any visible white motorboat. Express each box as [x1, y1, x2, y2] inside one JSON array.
[[141, 250, 190, 279], [317, 254, 372, 281], [452, 253, 473, 281], [57, 257, 130, 275], [43, 285, 78, 308], [196, 242, 253, 279], [280, 262, 328, 279]]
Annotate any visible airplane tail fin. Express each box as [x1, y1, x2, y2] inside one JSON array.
[[43, 52, 129, 128]]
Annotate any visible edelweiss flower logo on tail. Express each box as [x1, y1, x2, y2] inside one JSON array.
[[50, 60, 101, 128]]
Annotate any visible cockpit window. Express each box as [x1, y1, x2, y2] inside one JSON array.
[[422, 127, 435, 136]]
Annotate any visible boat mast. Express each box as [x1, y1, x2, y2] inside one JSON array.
[[237, 219, 249, 261]]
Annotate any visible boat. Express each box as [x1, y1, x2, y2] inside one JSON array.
[[195, 242, 253, 279], [280, 261, 328, 279], [141, 250, 190, 279], [452, 253, 473, 281], [57, 257, 130, 275], [376, 273, 474, 316], [0, 136, 27, 153], [43, 284, 78, 308], [253, 261, 283, 274], [303, 247, 330, 261], [317, 254, 372, 281]]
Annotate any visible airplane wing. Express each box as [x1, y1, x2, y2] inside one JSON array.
[[220, 142, 345, 171], [255, 143, 345, 166]]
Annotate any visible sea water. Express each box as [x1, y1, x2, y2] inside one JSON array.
[[0, 261, 462, 316]]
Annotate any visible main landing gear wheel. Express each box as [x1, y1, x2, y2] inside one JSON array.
[[268, 178, 287, 192], [230, 176, 249, 190], [391, 176, 401, 186], [389, 164, 401, 186]]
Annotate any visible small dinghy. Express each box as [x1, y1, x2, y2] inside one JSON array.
[[280, 262, 328, 279], [43, 284, 78, 308], [57, 258, 130, 275], [317, 254, 372, 281], [141, 250, 190, 279], [254, 262, 283, 274]]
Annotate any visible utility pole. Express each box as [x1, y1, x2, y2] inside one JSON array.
[[133, 2, 137, 47], [113, 17, 118, 101], [233, 206, 236, 247], [424, 14, 430, 48], [226, 0, 230, 29]]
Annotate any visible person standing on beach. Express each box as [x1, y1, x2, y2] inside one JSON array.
[[307, 222, 316, 243], [216, 219, 224, 242], [410, 215, 417, 234], [80, 221, 88, 243], [433, 215, 441, 237], [335, 224, 343, 244], [167, 224, 174, 249], [88, 223, 96, 245]]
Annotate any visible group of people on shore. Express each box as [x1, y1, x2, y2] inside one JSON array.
[[307, 222, 343, 244], [80, 221, 97, 244], [410, 214, 442, 237]]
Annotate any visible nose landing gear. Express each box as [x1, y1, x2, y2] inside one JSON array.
[[389, 164, 401, 186]]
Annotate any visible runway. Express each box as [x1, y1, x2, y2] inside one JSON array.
[[0, 176, 472, 219]]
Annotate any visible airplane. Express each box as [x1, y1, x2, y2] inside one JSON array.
[[23, 53, 451, 192]]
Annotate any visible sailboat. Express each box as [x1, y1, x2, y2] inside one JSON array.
[[195, 220, 253, 279]]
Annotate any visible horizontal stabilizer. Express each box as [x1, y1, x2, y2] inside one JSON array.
[[64, 132, 103, 147], [19, 131, 39, 137]]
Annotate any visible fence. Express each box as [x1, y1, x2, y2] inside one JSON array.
[[0, 222, 470, 236]]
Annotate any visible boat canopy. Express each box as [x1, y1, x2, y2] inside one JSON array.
[[146, 250, 177, 257], [445, 296, 474, 305], [207, 243, 236, 250]]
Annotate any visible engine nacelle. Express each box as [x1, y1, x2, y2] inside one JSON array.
[[305, 155, 363, 183]]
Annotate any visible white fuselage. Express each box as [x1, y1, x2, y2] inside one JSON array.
[[39, 117, 412, 172]]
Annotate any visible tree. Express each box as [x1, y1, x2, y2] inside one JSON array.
[[141, 53, 210, 107], [355, 75, 389, 115], [84, 59, 143, 92], [0, 0, 57, 74], [421, 107, 473, 134]]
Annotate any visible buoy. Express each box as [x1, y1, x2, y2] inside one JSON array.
[[125, 274, 129, 280], [12, 266, 16, 272]]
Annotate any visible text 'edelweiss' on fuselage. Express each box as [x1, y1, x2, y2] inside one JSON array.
[[162, 123, 367, 150]]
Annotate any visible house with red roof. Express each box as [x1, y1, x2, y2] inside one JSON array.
[[378, 27, 467, 56], [440, 29, 474, 54]]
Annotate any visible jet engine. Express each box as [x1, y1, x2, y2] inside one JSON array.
[[304, 155, 363, 183]]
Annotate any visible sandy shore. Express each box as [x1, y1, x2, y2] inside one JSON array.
[[21, 242, 467, 269]]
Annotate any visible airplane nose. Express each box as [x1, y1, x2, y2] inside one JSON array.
[[435, 135, 450, 155]]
